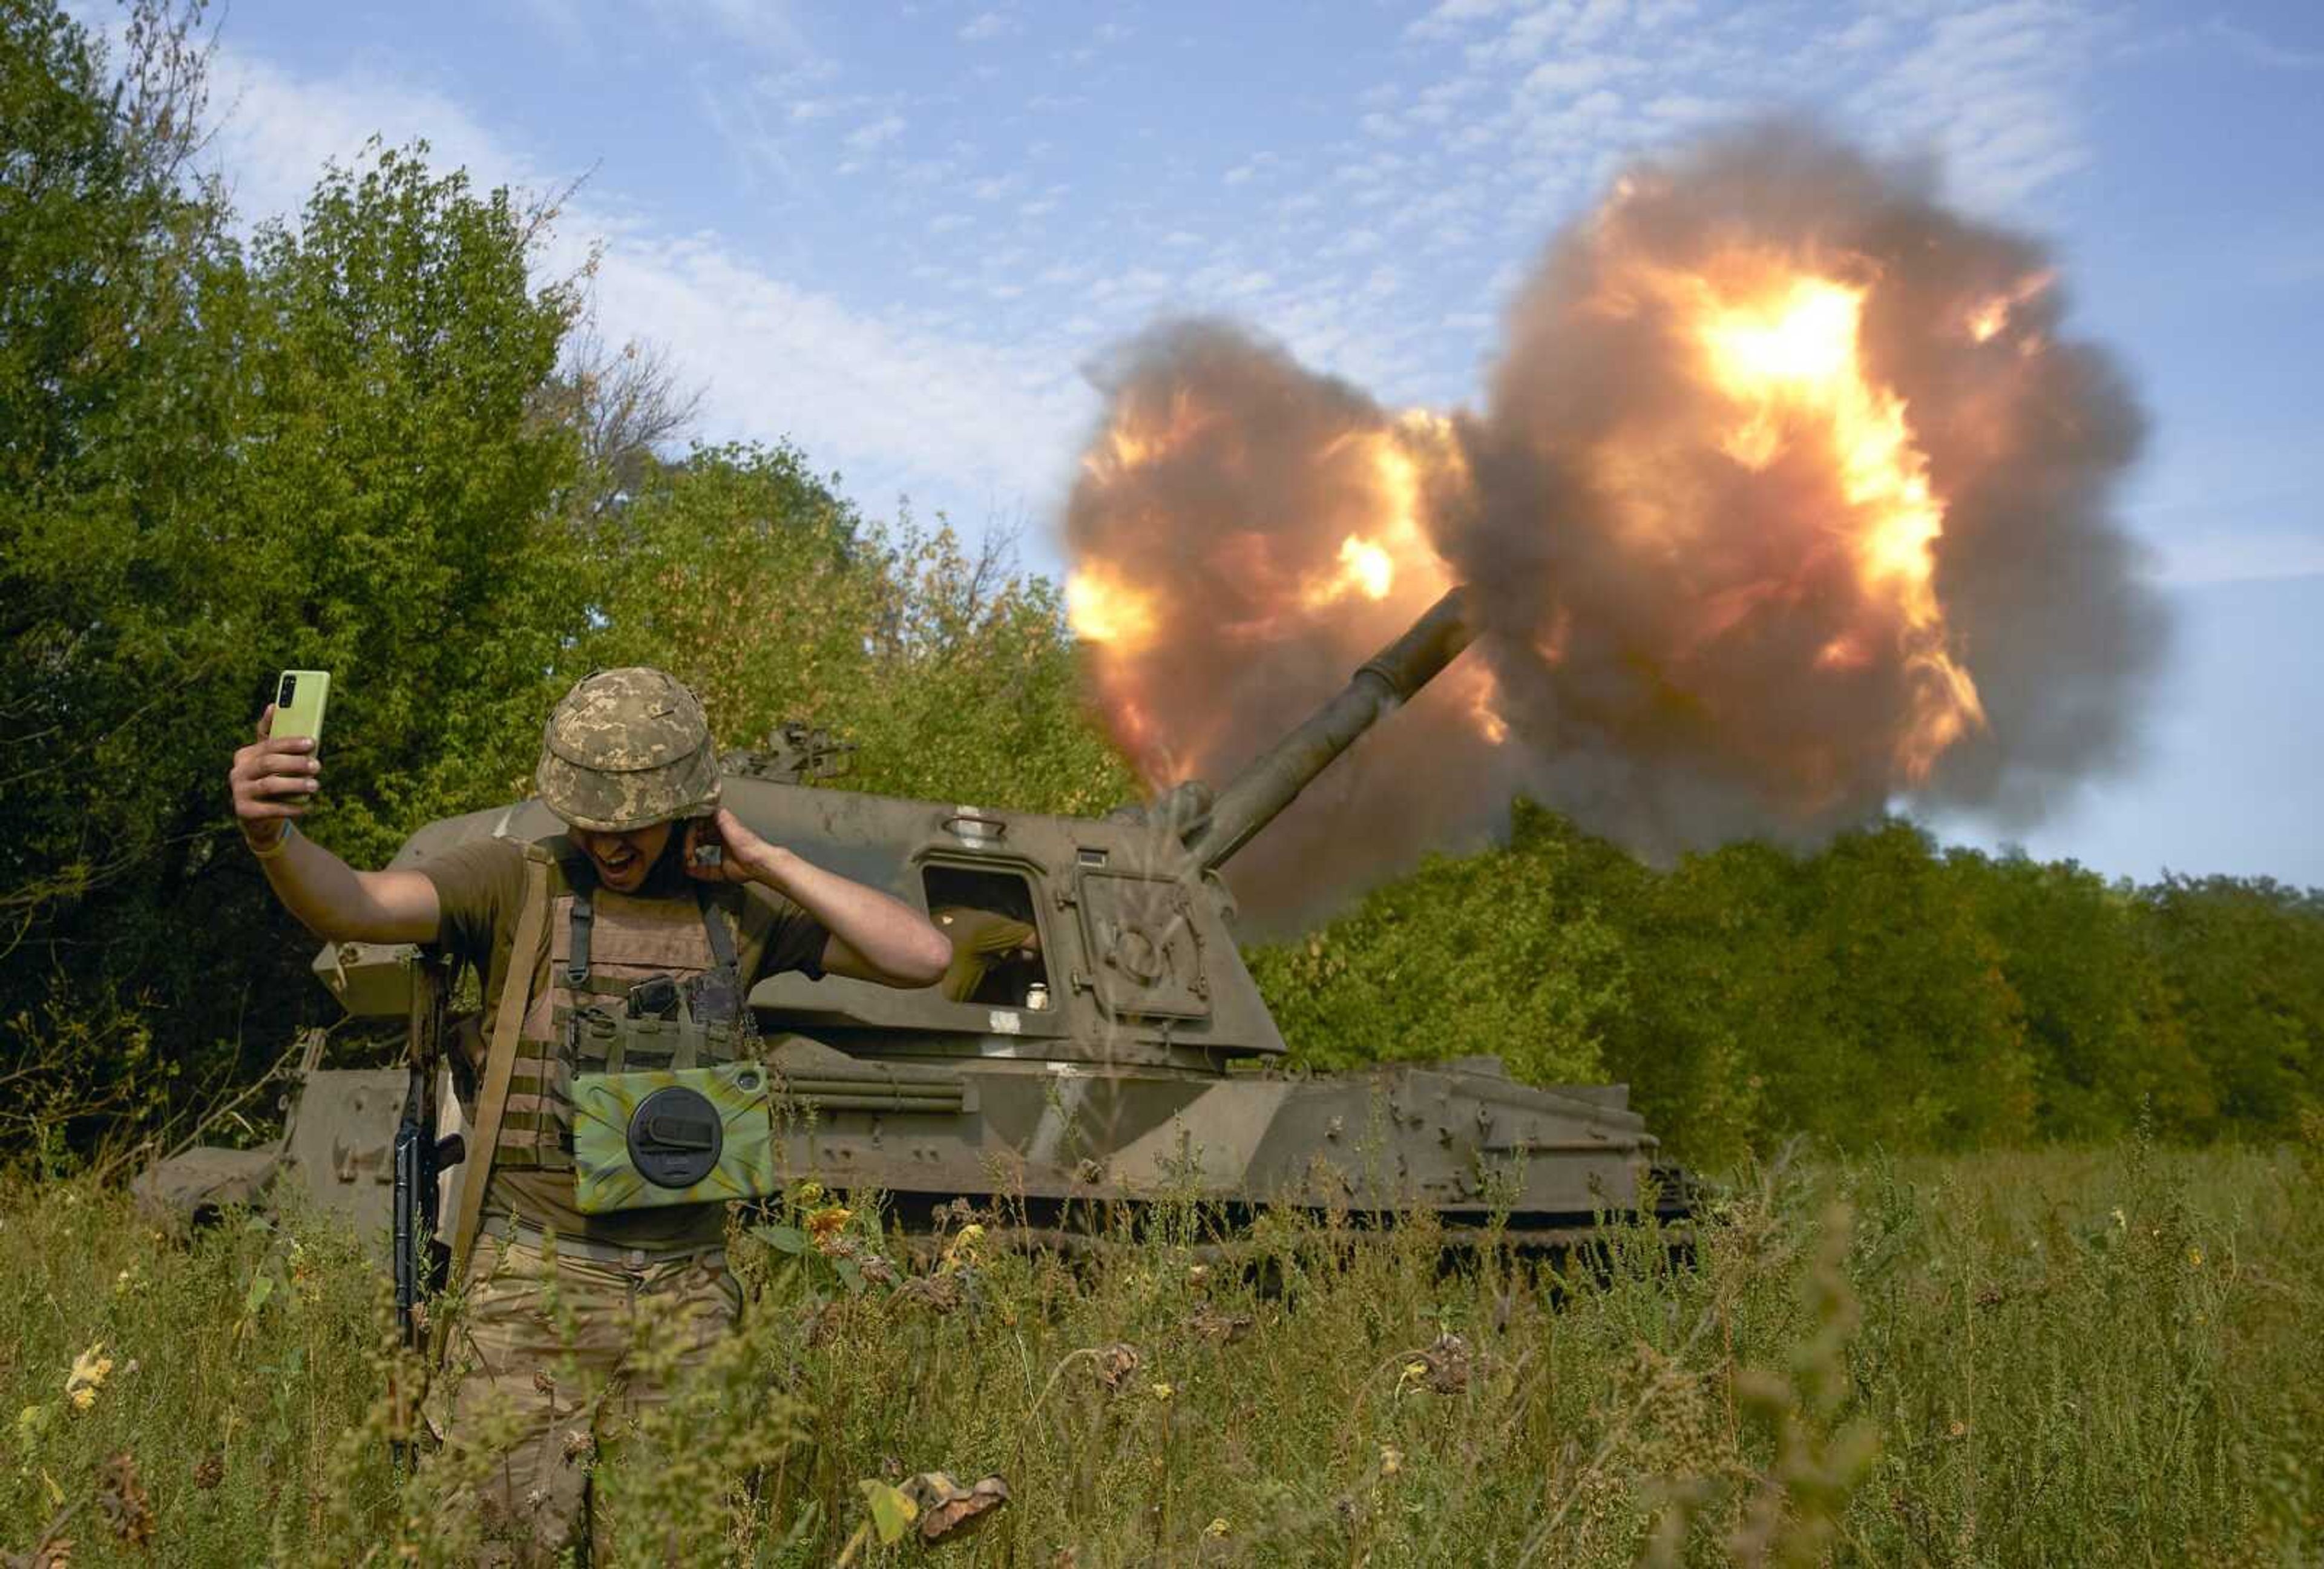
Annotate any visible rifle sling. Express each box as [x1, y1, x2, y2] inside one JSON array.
[[448, 851, 551, 1286]]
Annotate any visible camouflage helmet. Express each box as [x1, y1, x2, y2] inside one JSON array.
[[535, 668, 721, 832]]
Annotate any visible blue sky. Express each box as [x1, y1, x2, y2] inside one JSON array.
[[169, 0, 2321, 887]]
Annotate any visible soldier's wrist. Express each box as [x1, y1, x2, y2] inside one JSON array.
[[244, 820, 296, 859], [743, 843, 794, 888]]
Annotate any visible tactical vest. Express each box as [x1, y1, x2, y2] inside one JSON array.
[[493, 847, 750, 1173]]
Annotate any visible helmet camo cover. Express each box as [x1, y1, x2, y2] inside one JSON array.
[[535, 667, 721, 832]]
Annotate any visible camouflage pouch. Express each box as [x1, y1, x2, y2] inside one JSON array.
[[571, 1058, 778, 1213]]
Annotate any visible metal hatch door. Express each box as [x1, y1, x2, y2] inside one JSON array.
[[1075, 871, 1212, 1021]]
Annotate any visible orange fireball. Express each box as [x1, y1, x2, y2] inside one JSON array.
[[1059, 128, 2154, 909]]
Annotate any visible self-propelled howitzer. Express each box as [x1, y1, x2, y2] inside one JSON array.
[[142, 591, 1682, 1249]]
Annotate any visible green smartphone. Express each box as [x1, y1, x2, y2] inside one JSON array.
[[273, 669, 330, 745]]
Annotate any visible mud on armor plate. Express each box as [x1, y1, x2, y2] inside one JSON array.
[[571, 1060, 778, 1213]]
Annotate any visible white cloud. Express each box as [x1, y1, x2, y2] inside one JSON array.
[[2204, 16, 2324, 72], [1846, 0, 2101, 208], [203, 47, 547, 230], [594, 233, 1089, 511], [844, 113, 908, 151], [1520, 53, 1638, 98], [1406, 0, 1515, 44], [959, 9, 1019, 43], [194, 35, 1092, 530], [2156, 530, 2324, 587], [648, 0, 814, 61]]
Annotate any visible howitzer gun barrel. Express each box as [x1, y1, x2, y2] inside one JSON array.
[[1186, 584, 1479, 870]]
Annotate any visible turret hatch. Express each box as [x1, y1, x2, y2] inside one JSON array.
[[1075, 871, 1210, 1021]]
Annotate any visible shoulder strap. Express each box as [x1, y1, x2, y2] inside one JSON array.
[[566, 881, 595, 985], [447, 847, 553, 1281], [547, 836, 595, 986], [697, 887, 740, 970]]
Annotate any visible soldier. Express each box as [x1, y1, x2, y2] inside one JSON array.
[[229, 667, 949, 1562]]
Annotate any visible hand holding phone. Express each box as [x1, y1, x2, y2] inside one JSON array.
[[271, 669, 330, 745], [230, 670, 332, 845]]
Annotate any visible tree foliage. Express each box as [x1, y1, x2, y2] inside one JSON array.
[[1255, 813, 2324, 1164]]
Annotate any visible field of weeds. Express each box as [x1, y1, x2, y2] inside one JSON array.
[[4, 1139, 2320, 1565]]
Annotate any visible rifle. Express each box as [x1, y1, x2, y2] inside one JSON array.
[[394, 949, 463, 1353]]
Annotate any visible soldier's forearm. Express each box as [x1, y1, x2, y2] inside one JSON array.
[[254, 828, 368, 938], [753, 847, 950, 987], [252, 831, 441, 946]]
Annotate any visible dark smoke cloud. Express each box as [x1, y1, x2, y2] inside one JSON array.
[[1066, 125, 2165, 927]]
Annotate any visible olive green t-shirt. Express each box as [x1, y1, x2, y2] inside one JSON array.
[[424, 835, 829, 1246], [933, 906, 1038, 1002]]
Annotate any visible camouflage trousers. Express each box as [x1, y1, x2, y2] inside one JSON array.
[[429, 1224, 741, 1566]]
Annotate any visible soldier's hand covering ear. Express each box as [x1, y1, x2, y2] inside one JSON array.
[[684, 807, 773, 884]]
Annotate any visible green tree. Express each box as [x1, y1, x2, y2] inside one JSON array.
[[1785, 821, 2034, 1150], [579, 445, 1136, 816], [1599, 837, 1832, 1168], [1250, 801, 1631, 1088], [2142, 875, 2324, 1139], [1, 0, 588, 1160], [2, 0, 251, 1156], [207, 142, 586, 864], [842, 521, 1139, 815], [1951, 849, 2209, 1139], [2, 0, 228, 936]]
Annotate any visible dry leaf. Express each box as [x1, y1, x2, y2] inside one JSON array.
[[1413, 1332, 1470, 1395], [901, 1471, 1012, 1545], [96, 1452, 154, 1548], [1186, 1303, 1253, 1343], [894, 1273, 963, 1315], [1090, 1343, 1142, 1390]]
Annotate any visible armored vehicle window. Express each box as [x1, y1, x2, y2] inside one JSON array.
[[924, 865, 1051, 1009]]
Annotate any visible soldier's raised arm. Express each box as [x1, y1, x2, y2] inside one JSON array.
[[229, 704, 439, 944]]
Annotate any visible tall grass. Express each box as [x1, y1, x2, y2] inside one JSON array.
[[5, 1139, 2319, 1564]]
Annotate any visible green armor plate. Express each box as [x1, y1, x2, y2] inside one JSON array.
[[571, 1060, 778, 1214]]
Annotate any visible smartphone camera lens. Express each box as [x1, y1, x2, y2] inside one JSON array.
[[278, 673, 297, 705]]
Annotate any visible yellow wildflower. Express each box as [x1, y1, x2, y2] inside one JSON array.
[[2187, 1246, 2203, 1268], [66, 1341, 113, 1412], [940, 1223, 986, 1272], [1380, 1444, 1403, 1476], [1149, 1382, 1174, 1401], [806, 1205, 854, 1254], [1204, 1518, 1229, 1539]]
